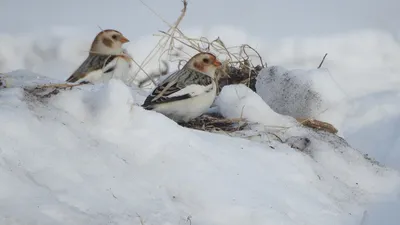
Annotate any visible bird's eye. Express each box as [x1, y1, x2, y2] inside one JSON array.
[[203, 58, 210, 63], [112, 35, 118, 40]]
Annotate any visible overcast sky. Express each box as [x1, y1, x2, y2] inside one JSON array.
[[1, 0, 399, 39]]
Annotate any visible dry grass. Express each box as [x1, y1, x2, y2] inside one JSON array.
[[180, 113, 248, 133], [134, 0, 266, 90]]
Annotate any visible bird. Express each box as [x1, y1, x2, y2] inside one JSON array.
[[142, 52, 222, 123], [65, 29, 131, 84]]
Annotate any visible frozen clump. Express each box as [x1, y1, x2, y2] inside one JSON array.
[[255, 66, 348, 128], [214, 84, 296, 127]]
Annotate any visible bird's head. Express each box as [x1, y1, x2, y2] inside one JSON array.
[[185, 52, 222, 78], [90, 29, 130, 55]]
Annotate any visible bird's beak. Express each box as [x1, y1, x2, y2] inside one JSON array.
[[120, 36, 130, 44], [213, 59, 222, 67]]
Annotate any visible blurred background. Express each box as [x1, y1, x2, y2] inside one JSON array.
[[1, 0, 400, 39]]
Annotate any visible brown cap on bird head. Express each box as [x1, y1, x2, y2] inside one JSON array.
[[90, 29, 130, 55]]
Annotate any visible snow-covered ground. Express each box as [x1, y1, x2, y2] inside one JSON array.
[[1, 27, 400, 224]]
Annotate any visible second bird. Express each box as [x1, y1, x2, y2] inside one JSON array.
[[66, 29, 131, 84], [142, 52, 222, 123]]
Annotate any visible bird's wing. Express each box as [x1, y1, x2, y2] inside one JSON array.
[[142, 69, 213, 107], [66, 54, 118, 83]]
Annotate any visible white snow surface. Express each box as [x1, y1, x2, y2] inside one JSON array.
[[1, 27, 400, 224], [215, 84, 296, 127], [0, 71, 399, 225]]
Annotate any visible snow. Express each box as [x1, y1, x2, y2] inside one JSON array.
[[1, 27, 400, 225], [255, 66, 348, 130], [343, 91, 400, 171], [362, 200, 400, 225], [215, 84, 296, 127]]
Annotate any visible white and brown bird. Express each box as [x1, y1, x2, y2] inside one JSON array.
[[65, 29, 131, 84], [142, 52, 222, 123]]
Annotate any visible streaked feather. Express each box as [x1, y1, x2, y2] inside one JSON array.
[[142, 69, 213, 107], [66, 54, 118, 83]]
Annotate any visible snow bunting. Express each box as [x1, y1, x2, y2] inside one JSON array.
[[142, 52, 222, 123], [65, 29, 131, 84]]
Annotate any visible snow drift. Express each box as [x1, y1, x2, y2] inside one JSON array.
[[1, 70, 400, 225], [1, 27, 400, 225]]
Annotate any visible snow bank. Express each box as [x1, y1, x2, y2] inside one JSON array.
[[1, 71, 399, 225], [215, 84, 399, 205]]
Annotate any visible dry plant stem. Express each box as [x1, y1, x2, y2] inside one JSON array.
[[138, 61, 169, 88], [211, 38, 234, 62], [36, 83, 87, 89], [131, 1, 172, 83], [317, 53, 328, 69], [138, 0, 172, 27], [130, 0, 189, 86], [199, 37, 211, 51], [241, 44, 266, 68], [153, 32, 262, 81], [158, 31, 201, 52], [96, 25, 104, 33], [207, 118, 244, 124], [167, 0, 188, 55], [172, 27, 200, 48], [140, 0, 264, 94], [126, 55, 157, 85], [210, 39, 258, 76]]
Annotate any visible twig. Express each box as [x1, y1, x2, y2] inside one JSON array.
[[125, 54, 157, 85], [35, 82, 88, 89], [138, 60, 169, 88], [97, 25, 104, 32], [317, 53, 328, 69], [241, 44, 266, 68], [158, 31, 200, 52], [138, 0, 172, 27], [167, 0, 188, 55]]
